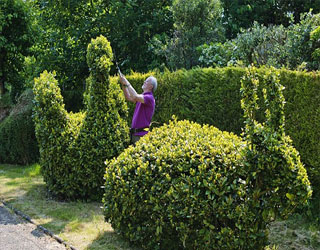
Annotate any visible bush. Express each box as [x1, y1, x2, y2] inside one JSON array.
[[103, 67, 311, 249], [33, 35, 129, 200], [0, 89, 39, 165], [103, 119, 247, 249], [198, 12, 320, 71]]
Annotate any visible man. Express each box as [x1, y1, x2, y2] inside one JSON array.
[[119, 74, 157, 144]]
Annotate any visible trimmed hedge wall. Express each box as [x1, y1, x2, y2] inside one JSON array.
[[33, 36, 129, 200], [111, 67, 320, 195], [0, 89, 39, 165]]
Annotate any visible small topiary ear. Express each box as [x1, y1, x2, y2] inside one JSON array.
[[86, 35, 113, 75]]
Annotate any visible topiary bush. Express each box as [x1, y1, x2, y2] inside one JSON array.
[[0, 89, 39, 164], [33, 35, 129, 200], [103, 66, 311, 249]]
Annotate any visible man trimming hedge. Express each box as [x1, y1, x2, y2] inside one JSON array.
[[119, 74, 157, 144]]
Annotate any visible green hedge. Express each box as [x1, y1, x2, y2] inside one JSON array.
[[103, 67, 311, 249], [0, 89, 39, 165], [111, 67, 320, 195], [33, 36, 129, 200]]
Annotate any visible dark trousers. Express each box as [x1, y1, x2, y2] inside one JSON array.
[[131, 134, 142, 145]]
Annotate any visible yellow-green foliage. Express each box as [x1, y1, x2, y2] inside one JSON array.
[[240, 66, 312, 222], [33, 36, 129, 200], [103, 119, 246, 249], [114, 67, 320, 197], [103, 67, 311, 249]]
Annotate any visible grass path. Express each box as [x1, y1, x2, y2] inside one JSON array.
[[0, 164, 319, 249]]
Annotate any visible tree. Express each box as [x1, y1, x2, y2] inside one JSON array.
[[149, 0, 224, 70], [32, 0, 172, 111], [221, 0, 320, 38], [104, 0, 173, 72], [33, 0, 109, 111], [0, 0, 33, 101]]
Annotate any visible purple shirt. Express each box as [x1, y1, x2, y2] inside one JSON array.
[[131, 92, 155, 136]]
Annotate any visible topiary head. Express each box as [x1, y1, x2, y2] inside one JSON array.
[[86, 35, 113, 76], [240, 66, 312, 217]]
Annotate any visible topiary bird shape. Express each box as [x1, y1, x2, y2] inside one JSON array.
[[102, 66, 312, 249], [33, 35, 129, 200]]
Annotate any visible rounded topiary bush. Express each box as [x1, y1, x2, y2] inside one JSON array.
[[103, 119, 247, 249]]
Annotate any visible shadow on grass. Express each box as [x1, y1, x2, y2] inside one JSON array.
[[86, 230, 142, 250]]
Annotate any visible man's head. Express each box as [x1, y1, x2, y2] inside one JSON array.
[[142, 76, 157, 93]]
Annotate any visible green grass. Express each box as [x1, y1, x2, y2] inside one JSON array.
[[0, 164, 319, 250], [0, 164, 141, 250], [268, 214, 320, 249]]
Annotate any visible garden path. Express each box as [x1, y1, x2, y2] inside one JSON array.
[[0, 203, 66, 250]]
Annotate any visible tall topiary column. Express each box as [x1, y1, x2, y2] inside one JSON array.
[[33, 71, 70, 193], [75, 35, 130, 199], [33, 35, 129, 200]]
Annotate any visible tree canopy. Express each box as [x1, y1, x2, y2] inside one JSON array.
[[0, 0, 34, 100], [221, 0, 320, 38]]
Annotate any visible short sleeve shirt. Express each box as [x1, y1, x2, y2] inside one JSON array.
[[131, 92, 155, 136]]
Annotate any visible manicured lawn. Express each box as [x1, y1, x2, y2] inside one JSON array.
[[0, 164, 319, 249]]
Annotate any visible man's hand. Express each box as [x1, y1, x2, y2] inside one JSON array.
[[119, 74, 144, 103], [119, 74, 128, 86]]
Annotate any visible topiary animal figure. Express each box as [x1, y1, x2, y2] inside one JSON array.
[[33, 35, 129, 200], [102, 66, 311, 249]]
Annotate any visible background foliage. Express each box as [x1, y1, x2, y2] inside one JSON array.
[[199, 12, 320, 71], [149, 0, 224, 70], [220, 0, 320, 39], [2, 0, 320, 109]]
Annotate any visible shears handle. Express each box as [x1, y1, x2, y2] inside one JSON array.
[[116, 61, 122, 76]]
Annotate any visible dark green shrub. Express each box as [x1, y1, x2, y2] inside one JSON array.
[[33, 35, 129, 200], [103, 67, 311, 249], [0, 89, 39, 164]]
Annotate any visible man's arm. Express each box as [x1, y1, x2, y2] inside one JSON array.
[[120, 75, 144, 103]]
